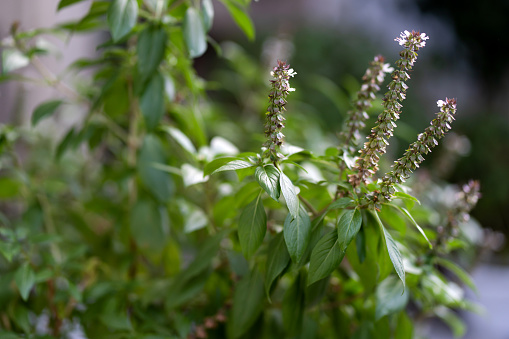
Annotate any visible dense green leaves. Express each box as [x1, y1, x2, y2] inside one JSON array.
[[107, 0, 138, 41], [229, 269, 265, 338], [183, 8, 207, 58], [238, 193, 266, 258], [284, 208, 311, 263], [255, 164, 280, 201], [31, 100, 63, 126], [280, 172, 299, 218]]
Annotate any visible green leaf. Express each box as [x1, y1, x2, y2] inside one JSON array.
[[284, 208, 311, 263], [1, 48, 29, 73], [388, 204, 431, 248], [337, 209, 362, 252], [229, 268, 265, 338], [219, 0, 255, 40], [238, 193, 266, 259], [282, 271, 306, 336], [183, 7, 207, 58], [138, 134, 174, 202], [107, 0, 138, 42], [255, 165, 280, 201], [15, 262, 35, 301], [57, 0, 86, 10], [434, 306, 466, 338], [264, 232, 290, 298], [393, 191, 420, 206], [395, 312, 414, 339], [137, 25, 167, 79], [140, 73, 165, 130], [298, 215, 325, 267], [130, 199, 166, 253], [280, 172, 299, 218], [375, 275, 409, 320], [435, 257, 477, 293], [162, 126, 196, 154], [327, 197, 354, 210], [372, 210, 405, 288], [211, 159, 255, 174], [31, 100, 63, 126], [308, 231, 344, 286], [201, 0, 214, 31]]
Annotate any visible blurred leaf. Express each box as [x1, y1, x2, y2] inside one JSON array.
[[265, 232, 290, 298], [201, 0, 214, 31], [395, 312, 414, 339], [1, 48, 29, 73], [181, 164, 207, 187], [393, 191, 420, 207], [219, 0, 255, 40], [327, 197, 354, 211], [229, 268, 264, 338], [282, 271, 306, 336], [57, 0, 86, 10], [375, 275, 409, 320], [107, 0, 138, 41], [15, 263, 35, 301], [308, 230, 343, 285], [387, 204, 431, 248], [337, 209, 362, 252], [255, 165, 280, 201], [130, 199, 166, 253], [162, 126, 196, 154], [183, 7, 207, 58], [31, 100, 63, 126], [238, 192, 266, 259], [435, 257, 477, 293], [0, 177, 22, 199], [284, 208, 311, 263], [137, 25, 167, 79], [434, 306, 466, 338], [280, 172, 299, 218], [140, 73, 165, 130], [138, 134, 174, 202]]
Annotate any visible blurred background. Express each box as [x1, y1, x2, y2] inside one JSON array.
[[1, 0, 509, 337]]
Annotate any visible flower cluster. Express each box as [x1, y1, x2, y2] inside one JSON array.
[[263, 60, 296, 163], [339, 55, 393, 153], [378, 98, 457, 201], [349, 30, 429, 187], [453, 180, 481, 224]]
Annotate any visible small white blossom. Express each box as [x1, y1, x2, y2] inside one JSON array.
[[437, 99, 446, 107], [382, 63, 394, 73], [287, 68, 297, 77]]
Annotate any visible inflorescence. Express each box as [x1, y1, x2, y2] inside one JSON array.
[[378, 98, 458, 201], [339, 55, 393, 154], [263, 60, 296, 163], [349, 30, 429, 187]]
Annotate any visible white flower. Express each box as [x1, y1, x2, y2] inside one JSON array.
[[270, 71, 275, 77], [382, 63, 394, 73], [287, 68, 297, 77], [437, 99, 446, 107]]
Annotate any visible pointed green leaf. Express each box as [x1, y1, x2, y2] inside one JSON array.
[[140, 73, 165, 130], [308, 231, 344, 286], [31, 100, 63, 126], [211, 159, 254, 174], [162, 126, 196, 154], [388, 204, 431, 248], [15, 262, 35, 301], [375, 275, 409, 320], [201, 0, 214, 31], [255, 165, 280, 201], [337, 209, 362, 252], [373, 210, 405, 287], [183, 7, 207, 58], [280, 172, 299, 218], [107, 0, 138, 42], [219, 0, 255, 40], [284, 208, 311, 263], [57, 0, 86, 10], [435, 258, 477, 293], [229, 269, 264, 338], [238, 193, 266, 259], [327, 197, 354, 211], [393, 191, 420, 206], [137, 25, 167, 79], [138, 134, 174, 202], [265, 232, 290, 298]]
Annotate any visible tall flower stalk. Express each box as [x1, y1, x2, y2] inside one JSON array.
[[339, 55, 393, 153], [378, 98, 458, 201], [349, 30, 429, 187], [263, 60, 296, 163]]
